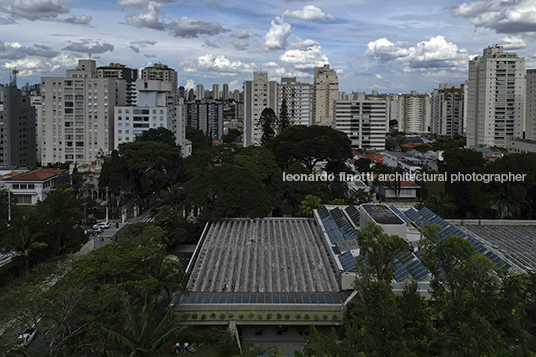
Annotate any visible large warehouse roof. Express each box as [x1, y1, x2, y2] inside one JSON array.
[[187, 218, 340, 294]]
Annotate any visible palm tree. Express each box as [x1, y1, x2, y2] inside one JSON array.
[[425, 192, 456, 218], [1, 215, 47, 275], [36, 188, 83, 255], [102, 295, 185, 357]]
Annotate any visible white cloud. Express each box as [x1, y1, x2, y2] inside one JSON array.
[[375, 74, 382, 79], [197, 54, 256, 76], [279, 43, 329, 69], [282, 5, 334, 21], [180, 60, 197, 73], [62, 41, 114, 54], [1, 0, 69, 21], [366, 36, 468, 71], [185, 79, 195, 89], [231, 28, 256, 39], [167, 17, 228, 38], [125, 0, 166, 30], [447, 0, 536, 34], [497, 35, 527, 49], [0, 40, 59, 59], [261, 18, 291, 51], [2, 53, 77, 77], [229, 79, 239, 90], [130, 39, 157, 46], [63, 15, 92, 25]]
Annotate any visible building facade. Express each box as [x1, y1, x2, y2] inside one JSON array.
[[467, 45, 525, 148], [314, 64, 339, 126], [40, 59, 121, 164], [526, 69, 536, 140], [243, 72, 278, 146], [278, 77, 313, 126], [0, 84, 36, 169], [334, 93, 388, 151], [431, 84, 464, 137], [178, 99, 224, 140], [97, 63, 138, 106]]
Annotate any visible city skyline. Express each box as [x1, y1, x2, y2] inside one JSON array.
[[1, 0, 536, 93]]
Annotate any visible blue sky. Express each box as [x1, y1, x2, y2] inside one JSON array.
[[1, 0, 536, 93]]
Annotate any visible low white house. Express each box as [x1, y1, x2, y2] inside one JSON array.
[[2, 168, 67, 205]]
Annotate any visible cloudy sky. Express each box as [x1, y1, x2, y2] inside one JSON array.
[[1, 0, 536, 93]]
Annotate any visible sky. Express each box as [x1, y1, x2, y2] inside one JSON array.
[[1, 0, 536, 93]]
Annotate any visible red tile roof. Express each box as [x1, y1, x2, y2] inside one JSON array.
[[5, 168, 66, 182]]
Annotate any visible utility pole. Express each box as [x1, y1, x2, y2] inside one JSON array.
[[7, 187, 11, 223], [105, 186, 109, 223]]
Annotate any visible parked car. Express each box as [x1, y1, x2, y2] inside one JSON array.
[[93, 222, 110, 230]]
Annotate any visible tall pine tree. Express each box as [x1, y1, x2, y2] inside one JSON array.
[[279, 97, 290, 133]]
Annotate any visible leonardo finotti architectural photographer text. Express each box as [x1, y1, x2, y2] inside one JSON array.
[[282, 172, 527, 184]]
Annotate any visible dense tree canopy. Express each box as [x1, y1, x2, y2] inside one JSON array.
[[270, 125, 352, 172]]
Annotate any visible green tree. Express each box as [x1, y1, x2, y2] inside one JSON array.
[[136, 127, 177, 148], [222, 128, 242, 144], [183, 164, 275, 222], [424, 192, 456, 218], [356, 221, 407, 282], [278, 97, 290, 133], [2, 215, 47, 275], [270, 125, 352, 171], [102, 295, 185, 357], [258, 107, 278, 145], [299, 195, 322, 217], [36, 188, 84, 255], [186, 126, 212, 151]]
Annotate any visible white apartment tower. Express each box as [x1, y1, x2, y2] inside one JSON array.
[[278, 77, 313, 126], [334, 93, 388, 151], [314, 64, 339, 126], [41, 59, 122, 164], [212, 84, 220, 100], [400, 91, 431, 132], [467, 45, 525, 148], [243, 72, 278, 146], [141, 63, 178, 94], [431, 84, 464, 137], [525, 69, 536, 140]]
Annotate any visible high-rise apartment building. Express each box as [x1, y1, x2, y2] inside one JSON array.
[[97, 63, 138, 106], [334, 93, 388, 151], [222, 83, 229, 100], [525, 69, 536, 140], [141, 63, 178, 93], [431, 84, 464, 137], [195, 84, 205, 100], [278, 77, 313, 126], [0, 83, 36, 168], [212, 84, 220, 100], [467, 45, 525, 148], [178, 99, 223, 140], [243, 72, 278, 146], [314, 64, 339, 126], [41, 59, 122, 164]]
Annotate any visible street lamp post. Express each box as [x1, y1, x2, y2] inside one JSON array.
[[7, 186, 11, 223], [105, 186, 109, 223]]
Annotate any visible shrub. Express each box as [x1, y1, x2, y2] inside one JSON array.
[[332, 314, 338, 320], [323, 314, 328, 320], [201, 313, 207, 320], [277, 313, 283, 320], [182, 313, 189, 320], [248, 312, 254, 319], [295, 313, 301, 319], [314, 314, 320, 320], [210, 312, 216, 319], [267, 313, 272, 320], [229, 313, 234, 319], [220, 313, 226, 320], [304, 313, 310, 320], [192, 313, 198, 320], [285, 313, 290, 320], [239, 313, 245, 319], [258, 313, 263, 320]]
